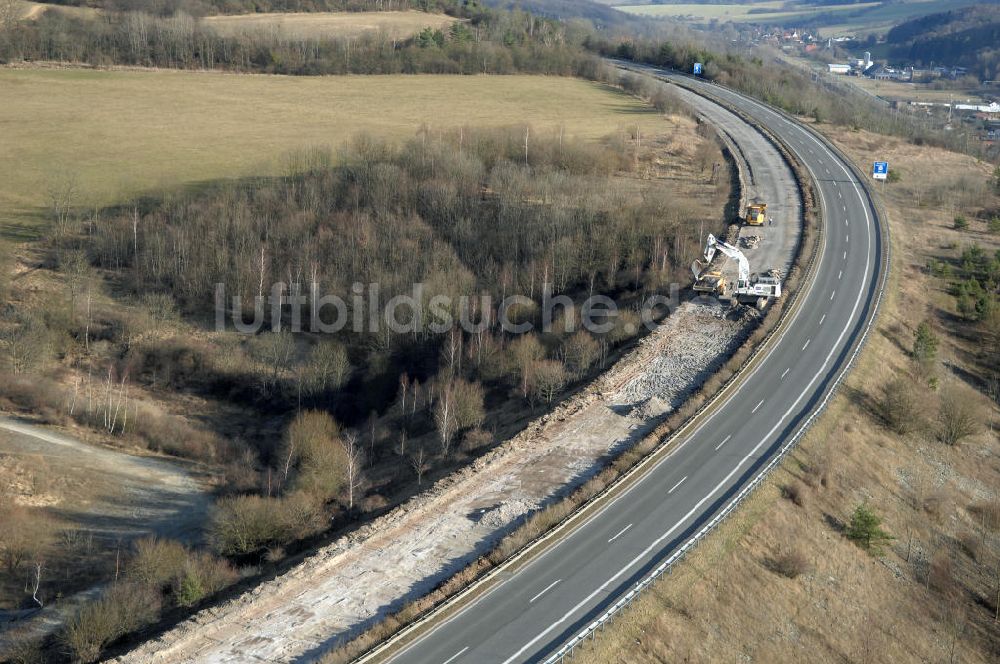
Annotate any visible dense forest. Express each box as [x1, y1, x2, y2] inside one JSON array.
[[884, 4, 1000, 81]]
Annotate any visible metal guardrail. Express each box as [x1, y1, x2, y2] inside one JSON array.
[[542, 76, 892, 664]]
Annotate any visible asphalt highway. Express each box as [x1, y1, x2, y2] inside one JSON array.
[[384, 65, 886, 664]]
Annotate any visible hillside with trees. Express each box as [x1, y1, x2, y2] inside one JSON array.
[[884, 4, 1000, 81], [0, 0, 598, 76]]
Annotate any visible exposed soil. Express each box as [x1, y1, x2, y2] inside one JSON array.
[[0, 417, 210, 652]]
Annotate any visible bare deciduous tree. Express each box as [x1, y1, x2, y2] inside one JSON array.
[[341, 431, 364, 510], [937, 389, 981, 446], [434, 382, 456, 456], [531, 359, 567, 405], [410, 446, 429, 487]]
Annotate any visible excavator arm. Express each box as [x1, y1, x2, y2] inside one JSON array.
[[706, 234, 749, 285]]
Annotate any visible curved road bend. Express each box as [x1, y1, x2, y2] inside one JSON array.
[[383, 66, 886, 664]]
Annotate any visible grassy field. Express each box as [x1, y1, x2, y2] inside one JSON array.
[[0, 69, 665, 239], [202, 10, 458, 40]]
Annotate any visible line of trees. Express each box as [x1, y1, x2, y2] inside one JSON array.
[[0, 2, 601, 77], [40, 0, 465, 16]]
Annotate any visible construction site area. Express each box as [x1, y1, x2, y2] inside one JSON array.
[[108, 78, 804, 664]]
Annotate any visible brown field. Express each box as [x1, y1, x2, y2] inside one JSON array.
[[0, 69, 664, 239], [578, 130, 1000, 663], [202, 10, 457, 40]]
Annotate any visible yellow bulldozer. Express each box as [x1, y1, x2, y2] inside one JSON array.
[[745, 201, 767, 226]]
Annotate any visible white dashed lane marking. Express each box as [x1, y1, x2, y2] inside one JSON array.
[[529, 580, 562, 604]]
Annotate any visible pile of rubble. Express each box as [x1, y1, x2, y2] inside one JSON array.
[[612, 302, 759, 416]]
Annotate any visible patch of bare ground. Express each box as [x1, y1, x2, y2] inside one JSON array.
[[579, 128, 1000, 664], [0, 416, 211, 655]]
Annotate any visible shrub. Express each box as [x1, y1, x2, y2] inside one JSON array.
[[879, 377, 923, 435], [210, 494, 287, 556], [969, 498, 1000, 532], [460, 428, 493, 453], [530, 359, 567, 405], [953, 215, 969, 230], [62, 582, 161, 663], [127, 537, 187, 590], [0, 505, 56, 572], [988, 216, 1000, 235], [279, 410, 347, 503], [936, 390, 980, 445], [912, 321, 938, 363], [846, 501, 893, 555], [957, 531, 982, 561], [173, 552, 237, 607], [561, 331, 600, 378], [4, 629, 45, 664], [209, 492, 325, 555], [782, 481, 806, 507], [928, 550, 955, 595], [452, 379, 486, 431], [772, 549, 809, 579]]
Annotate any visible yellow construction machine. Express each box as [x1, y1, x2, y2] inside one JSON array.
[[745, 201, 767, 226]]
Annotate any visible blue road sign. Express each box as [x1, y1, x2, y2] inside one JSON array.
[[873, 161, 889, 180], [693, 62, 703, 75]]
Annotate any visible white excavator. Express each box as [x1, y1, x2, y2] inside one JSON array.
[[693, 233, 782, 307]]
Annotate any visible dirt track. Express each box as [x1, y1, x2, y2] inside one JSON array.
[[0, 417, 209, 650]]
